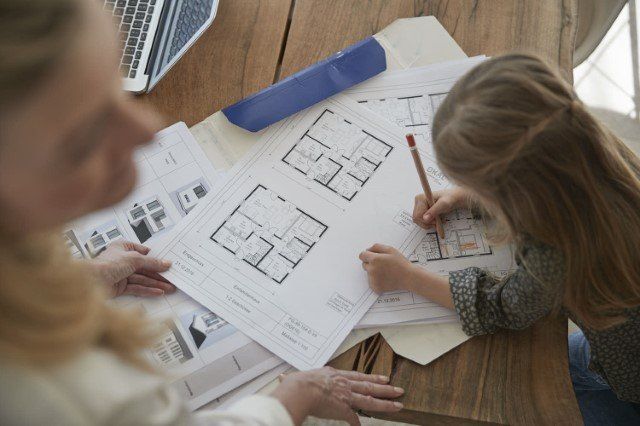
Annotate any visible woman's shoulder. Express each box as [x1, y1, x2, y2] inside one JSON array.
[[0, 348, 176, 425]]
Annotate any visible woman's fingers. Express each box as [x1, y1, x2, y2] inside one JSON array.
[[350, 393, 403, 412], [128, 242, 151, 255], [140, 269, 173, 284], [129, 273, 175, 293], [334, 370, 389, 384], [130, 252, 172, 272], [123, 284, 164, 297], [348, 380, 404, 398]]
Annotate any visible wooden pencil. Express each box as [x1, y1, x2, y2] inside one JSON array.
[[405, 134, 445, 240]]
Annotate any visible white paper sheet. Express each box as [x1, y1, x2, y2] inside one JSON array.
[[149, 94, 458, 370], [199, 363, 290, 411], [113, 291, 282, 410], [344, 59, 516, 327], [65, 122, 282, 410], [65, 122, 222, 257]]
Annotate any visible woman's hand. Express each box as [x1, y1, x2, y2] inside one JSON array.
[[90, 240, 175, 298], [359, 244, 418, 293], [271, 367, 404, 425], [413, 187, 471, 229]]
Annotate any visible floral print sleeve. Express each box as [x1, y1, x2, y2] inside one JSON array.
[[449, 240, 564, 336]]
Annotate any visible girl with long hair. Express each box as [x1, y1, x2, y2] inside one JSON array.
[[360, 54, 640, 424]]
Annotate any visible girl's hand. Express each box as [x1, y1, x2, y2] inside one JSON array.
[[271, 367, 404, 426], [359, 244, 418, 293], [90, 240, 176, 298], [413, 187, 471, 229]]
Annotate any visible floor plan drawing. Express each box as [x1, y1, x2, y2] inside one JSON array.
[[359, 95, 430, 128], [428, 93, 448, 112], [408, 209, 492, 264], [358, 93, 449, 160], [211, 185, 328, 283], [282, 109, 393, 201]]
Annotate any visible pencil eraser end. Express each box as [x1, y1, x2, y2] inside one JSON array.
[[405, 134, 416, 147]]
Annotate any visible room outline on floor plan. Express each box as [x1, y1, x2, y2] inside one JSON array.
[[211, 185, 328, 284], [282, 109, 393, 201]]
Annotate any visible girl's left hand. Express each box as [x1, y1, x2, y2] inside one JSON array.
[[359, 244, 418, 293], [90, 240, 176, 298]]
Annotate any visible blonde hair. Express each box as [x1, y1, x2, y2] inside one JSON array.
[[433, 53, 640, 329], [0, 0, 154, 368]]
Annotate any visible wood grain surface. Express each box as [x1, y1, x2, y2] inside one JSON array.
[[134, 0, 291, 126], [422, 0, 578, 82], [137, 1, 581, 423]]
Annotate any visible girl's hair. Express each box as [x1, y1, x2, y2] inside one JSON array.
[[433, 53, 640, 329], [0, 0, 155, 368]]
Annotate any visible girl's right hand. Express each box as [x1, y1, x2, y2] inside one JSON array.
[[412, 187, 471, 229], [271, 367, 404, 425]]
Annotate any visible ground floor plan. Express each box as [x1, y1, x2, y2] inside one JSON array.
[[211, 185, 328, 283]]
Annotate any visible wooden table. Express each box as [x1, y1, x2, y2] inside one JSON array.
[[137, 1, 582, 424]]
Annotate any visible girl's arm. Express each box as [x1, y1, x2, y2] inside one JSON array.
[[360, 240, 564, 336], [359, 244, 454, 309], [407, 267, 455, 310]]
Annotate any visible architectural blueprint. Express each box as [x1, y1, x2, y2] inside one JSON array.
[[282, 110, 393, 201], [358, 93, 444, 158], [408, 209, 492, 263], [212, 185, 327, 283], [348, 56, 486, 161], [148, 95, 434, 370], [344, 59, 516, 327], [65, 123, 281, 409]]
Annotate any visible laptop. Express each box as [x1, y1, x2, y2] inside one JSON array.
[[103, 0, 219, 93]]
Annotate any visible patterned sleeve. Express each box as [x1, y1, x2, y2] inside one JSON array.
[[449, 240, 564, 336]]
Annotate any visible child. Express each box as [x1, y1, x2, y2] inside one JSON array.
[[359, 54, 640, 424]]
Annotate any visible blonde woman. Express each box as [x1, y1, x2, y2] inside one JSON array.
[[360, 54, 640, 424], [0, 0, 404, 424]]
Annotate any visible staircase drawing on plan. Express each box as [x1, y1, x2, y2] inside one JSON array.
[[211, 185, 328, 283], [282, 109, 393, 201], [409, 209, 492, 264]]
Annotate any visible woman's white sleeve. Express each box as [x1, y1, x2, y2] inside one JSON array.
[[192, 395, 294, 426]]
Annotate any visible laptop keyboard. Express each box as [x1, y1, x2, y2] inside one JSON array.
[[169, 0, 214, 58], [104, 0, 157, 79]]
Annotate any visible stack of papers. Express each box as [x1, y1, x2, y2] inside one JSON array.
[[147, 55, 515, 373]]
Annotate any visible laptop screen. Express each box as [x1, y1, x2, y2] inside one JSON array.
[[147, 0, 218, 91]]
